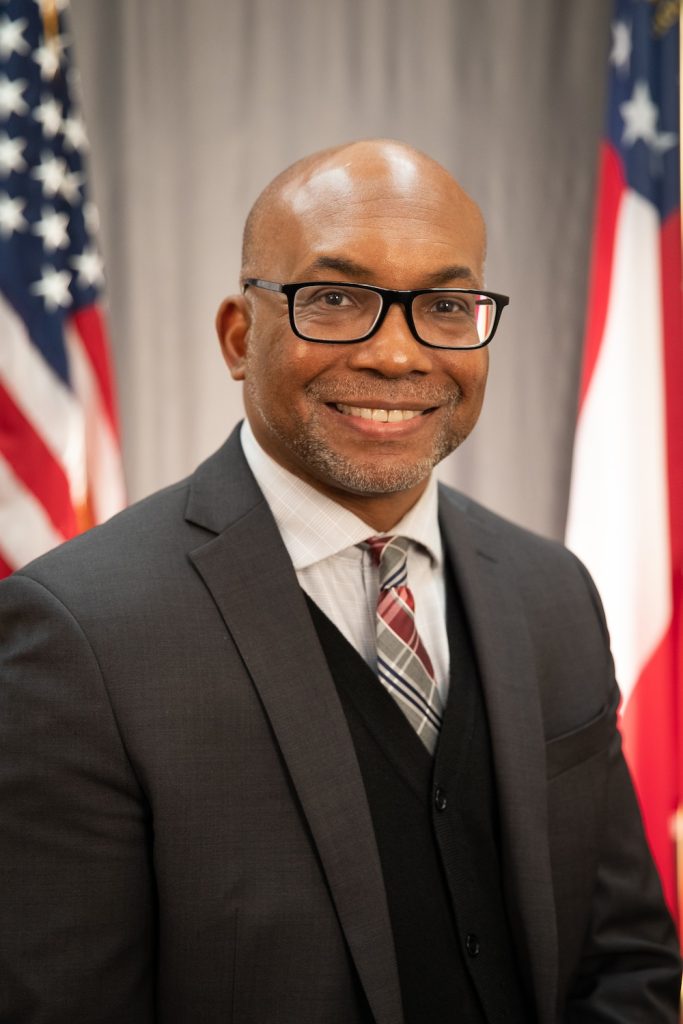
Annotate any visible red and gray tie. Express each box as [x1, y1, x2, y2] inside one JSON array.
[[364, 535, 444, 754]]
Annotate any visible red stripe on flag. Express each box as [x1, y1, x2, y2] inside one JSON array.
[[621, 630, 678, 917], [577, 143, 626, 411], [661, 212, 683, 568], [620, 211, 681, 923], [70, 305, 122, 438], [0, 549, 14, 580], [0, 382, 76, 539], [660, 211, 683, 923]]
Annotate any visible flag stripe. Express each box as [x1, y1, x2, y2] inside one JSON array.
[[577, 144, 625, 411], [661, 212, 683, 565], [0, 381, 76, 538], [0, 455, 65, 567], [0, 296, 84, 482], [65, 322, 126, 521], [567, 190, 671, 703], [70, 306, 121, 438], [659, 203, 683, 925]]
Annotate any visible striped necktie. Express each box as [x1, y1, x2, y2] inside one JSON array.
[[364, 535, 444, 753]]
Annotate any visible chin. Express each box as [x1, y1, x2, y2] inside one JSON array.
[[295, 443, 454, 497]]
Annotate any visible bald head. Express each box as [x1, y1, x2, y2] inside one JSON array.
[[241, 140, 486, 281]]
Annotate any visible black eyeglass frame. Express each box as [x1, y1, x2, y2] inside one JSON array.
[[242, 278, 509, 350]]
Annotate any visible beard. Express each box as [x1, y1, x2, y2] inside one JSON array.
[[277, 430, 458, 495], [244, 372, 467, 496]]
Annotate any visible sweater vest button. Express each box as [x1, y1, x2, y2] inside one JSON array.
[[465, 933, 481, 958], [434, 786, 447, 812]]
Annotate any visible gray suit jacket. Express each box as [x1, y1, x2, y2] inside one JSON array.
[[0, 428, 679, 1023]]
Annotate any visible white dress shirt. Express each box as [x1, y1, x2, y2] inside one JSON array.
[[240, 420, 450, 701]]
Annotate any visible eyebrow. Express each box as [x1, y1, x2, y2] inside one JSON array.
[[300, 256, 479, 287], [303, 256, 374, 278], [423, 265, 479, 287]]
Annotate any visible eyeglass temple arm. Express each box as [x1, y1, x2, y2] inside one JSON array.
[[242, 278, 284, 294]]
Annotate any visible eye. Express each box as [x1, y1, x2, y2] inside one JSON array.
[[432, 298, 461, 314], [427, 294, 473, 316], [307, 288, 356, 308]]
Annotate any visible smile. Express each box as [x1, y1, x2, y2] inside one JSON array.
[[335, 403, 425, 422]]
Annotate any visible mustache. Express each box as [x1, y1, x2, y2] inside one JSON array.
[[306, 377, 462, 407]]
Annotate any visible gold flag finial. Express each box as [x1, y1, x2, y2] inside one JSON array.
[[650, 0, 680, 36], [40, 0, 59, 44], [38, 0, 62, 80]]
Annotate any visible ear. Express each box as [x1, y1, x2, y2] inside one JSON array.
[[216, 295, 250, 381]]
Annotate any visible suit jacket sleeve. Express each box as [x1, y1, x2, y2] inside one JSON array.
[[556, 561, 681, 1020], [0, 572, 155, 1023]]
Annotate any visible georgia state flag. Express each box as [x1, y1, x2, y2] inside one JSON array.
[[566, 0, 682, 921]]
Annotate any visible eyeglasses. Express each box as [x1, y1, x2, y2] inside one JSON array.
[[242, 278, 509, 349]]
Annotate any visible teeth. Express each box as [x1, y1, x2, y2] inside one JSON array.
[[336, 403, 422, 422]]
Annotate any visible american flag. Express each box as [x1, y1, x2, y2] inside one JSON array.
[[566, 0, 681, 921], [0, 0, 125, 578]]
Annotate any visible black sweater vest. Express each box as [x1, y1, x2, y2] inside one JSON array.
[[305, 566, 530, 1024]]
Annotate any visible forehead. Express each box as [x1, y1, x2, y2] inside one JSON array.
[[266, 156, 485, 287]]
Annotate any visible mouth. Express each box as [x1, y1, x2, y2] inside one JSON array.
[[334, 403, 429, 422]]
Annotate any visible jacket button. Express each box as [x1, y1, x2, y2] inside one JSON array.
[[434, 786, 447, 812], [465, 933, 480, 957]]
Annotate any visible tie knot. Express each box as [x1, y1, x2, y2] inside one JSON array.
[[364, 535, 410, 590]]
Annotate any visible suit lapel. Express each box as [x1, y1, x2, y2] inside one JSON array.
[[439, 487, 558, 1024], [186, 433, 403, 1024]]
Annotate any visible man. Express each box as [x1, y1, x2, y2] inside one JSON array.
[[0, 140, 679, 1022]]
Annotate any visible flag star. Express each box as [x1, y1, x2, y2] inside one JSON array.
[[33, 43, 60, 79], [0, 15, 29, 59], [0, 192, 27, 236], [619, 79, 677, 172], [34, 95, 63, 138], [620, 80, 660, 147], [31, 152, 67, 196], [32, 206, 70, 252], [71, 246, 104, 287], [59, 167, 83, 203], [0, 75, 29, 118], [0, 132, 26, 174], [30, 266, 73, 311], [653, 129, 677, 157], [63, 114, 88, 152], [610, 20, 631, 73], [33, 35, 67, 80]]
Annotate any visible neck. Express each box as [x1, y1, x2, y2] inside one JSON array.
[[308, 477, 432, 532]]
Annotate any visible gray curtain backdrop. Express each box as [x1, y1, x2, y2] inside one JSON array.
[[69, 0, 612, 540]]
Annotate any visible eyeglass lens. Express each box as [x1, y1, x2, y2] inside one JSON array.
[[292, 284, 496, 347]]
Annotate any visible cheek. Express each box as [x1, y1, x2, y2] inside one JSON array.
[[245, 333, 335, 417], [467, 353, 489, 406], [270, 339, 342, 401], [245, 324, 291, 392], [287, 339, 336, 374], [443, 350, 489, 404]]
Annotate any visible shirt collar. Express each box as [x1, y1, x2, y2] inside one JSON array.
[[240, 419, 442, 570]]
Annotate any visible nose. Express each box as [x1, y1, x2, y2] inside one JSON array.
[[346, 302, 434, 377]]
